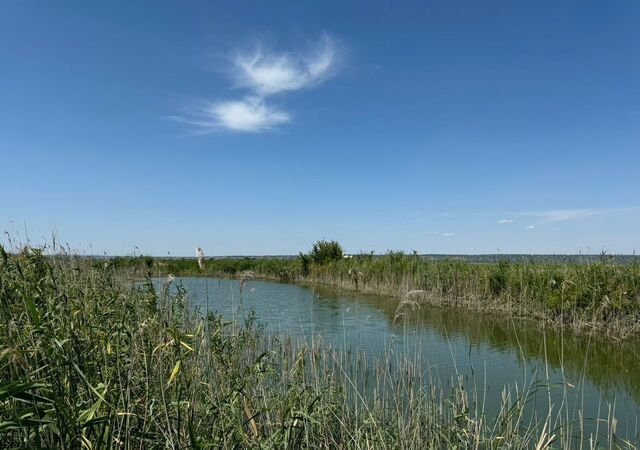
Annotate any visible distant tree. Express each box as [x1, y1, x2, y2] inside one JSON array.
[[308, 239, 344, 265]]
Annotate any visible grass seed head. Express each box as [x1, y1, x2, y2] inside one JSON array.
[[196, 247, 205, 271]]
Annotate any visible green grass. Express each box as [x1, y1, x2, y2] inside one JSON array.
[[1, 247, 636, 448]]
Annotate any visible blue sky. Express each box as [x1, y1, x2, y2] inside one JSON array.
[[1, 1, 639, 256]]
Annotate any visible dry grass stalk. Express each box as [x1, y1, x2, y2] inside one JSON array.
[[196, 247, 205, 271]]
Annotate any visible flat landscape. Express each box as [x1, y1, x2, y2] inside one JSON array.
[[3, 243, 640, 447], [2, 1, 639, 448]]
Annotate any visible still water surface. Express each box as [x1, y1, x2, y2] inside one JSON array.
[[164, 276, 640, 443]]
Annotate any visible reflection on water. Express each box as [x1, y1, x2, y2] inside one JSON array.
[[157, 276, 640, 443]]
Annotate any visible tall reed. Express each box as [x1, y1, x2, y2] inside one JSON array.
[[2, 246, 635, 448]]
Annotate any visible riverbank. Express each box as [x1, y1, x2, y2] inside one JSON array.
[[2, 247, 637, 448], [142, 253, 640, 341]]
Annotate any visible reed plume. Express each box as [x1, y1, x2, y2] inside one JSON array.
[[196, 247, 205, 271]]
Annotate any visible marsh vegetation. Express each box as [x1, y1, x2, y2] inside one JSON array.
[[2, 245, 639, 448], [144, 243, 640, 340]]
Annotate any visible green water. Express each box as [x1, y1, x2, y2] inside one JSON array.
[[165, 276, 640, 444]]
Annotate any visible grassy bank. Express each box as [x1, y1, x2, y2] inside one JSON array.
[[1, 247, 636, 448], [142, 252, 640, 340]]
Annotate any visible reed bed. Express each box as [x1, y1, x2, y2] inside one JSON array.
[[1, 247, 636, 448]]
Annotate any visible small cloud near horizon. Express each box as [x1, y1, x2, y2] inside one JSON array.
[[426, 231, 456, 237], [526, 225, 535, 229], [176, 33, 341, 133], [521, 207, 640, 224], [497, 218, 514, 224]]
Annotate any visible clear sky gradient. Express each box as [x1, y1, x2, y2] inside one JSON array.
[[1, 1, 639, 256]]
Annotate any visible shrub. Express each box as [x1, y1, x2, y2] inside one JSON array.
[[309, 239, 343, 265]]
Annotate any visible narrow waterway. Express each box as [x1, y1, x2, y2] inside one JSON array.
[[160, 276, 640, 444]]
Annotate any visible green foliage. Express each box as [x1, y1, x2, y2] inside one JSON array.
[[488, 259, 510, 296], [309, 239, 343, 265], [298, 252, 311, 276], [0, 246, 636, 448], [0, 248, 342, 447]]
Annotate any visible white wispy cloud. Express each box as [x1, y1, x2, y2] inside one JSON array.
[[497, 218, 514, 224], [205, 97, 289, 133], [426, 231, 456, 237], [524, 209, 598, 223], [177, 34, 340, 133], [526, 225, 535, 229], [233, 34, 338, 95], [521, 207, 640, 224]]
